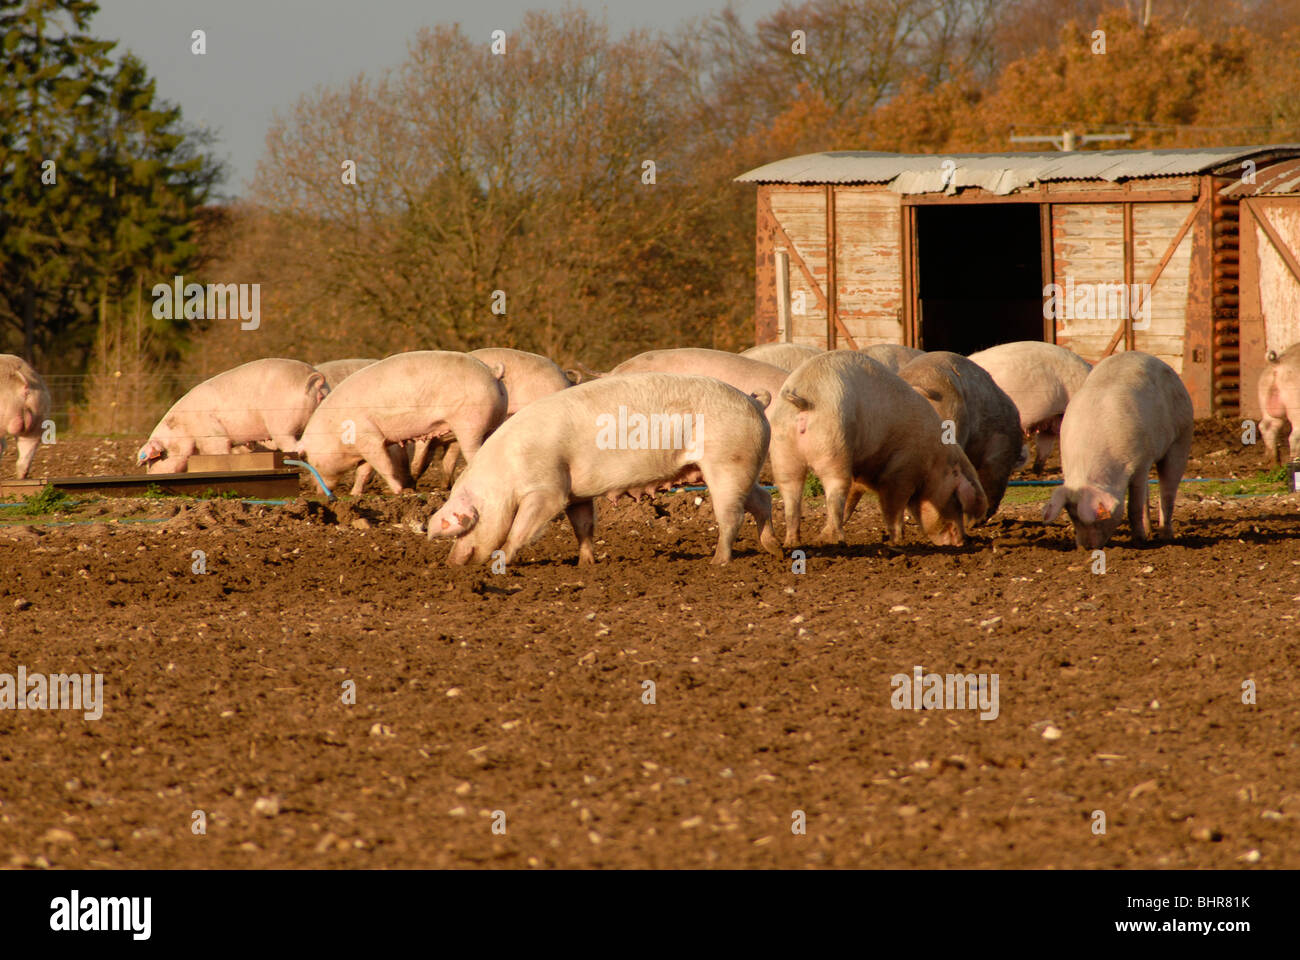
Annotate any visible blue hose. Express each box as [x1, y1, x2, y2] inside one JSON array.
[[284, 459, 333, 500]]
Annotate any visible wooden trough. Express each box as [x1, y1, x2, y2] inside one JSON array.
[[0, 451, 303, 500]]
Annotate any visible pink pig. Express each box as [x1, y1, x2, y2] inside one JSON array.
[[610, 348, 787, 416], [769, 352, 987, 547], [0, 354, 52, 479], [427, 373, 780, 565], [1043, 352, 1193, 549], [138, 358, 328, 473], [299, 350, 506, 496], [739, 343, 823, 373], [1257, 344, 1300, 463], [968, 341, 1092, 470]]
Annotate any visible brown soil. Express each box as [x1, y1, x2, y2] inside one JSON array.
[[0, 424, 1296, 869]]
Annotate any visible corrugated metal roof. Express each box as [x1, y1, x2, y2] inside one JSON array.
[[1220, 158, 1300, 197], [735, 146, 1300, 195]]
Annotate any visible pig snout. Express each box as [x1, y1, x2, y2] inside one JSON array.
[[1073, 523, 1109, 550]]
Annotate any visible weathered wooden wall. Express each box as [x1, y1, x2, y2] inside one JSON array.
[[1050, 202, 1126, 360], [755, 185, 904, 349], [1131, 201, 1196, 369], [833, 187, 904, 346], [1239, 196, 1300, 418], [763, 186, 830, 347]]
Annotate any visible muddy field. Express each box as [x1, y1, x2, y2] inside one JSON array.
[[1, 423, 1297, 869]]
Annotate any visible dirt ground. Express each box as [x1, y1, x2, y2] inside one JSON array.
[[0, 422, 1297, 869]]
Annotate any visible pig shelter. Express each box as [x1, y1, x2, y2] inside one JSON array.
[[737, 146, 1300, 418]]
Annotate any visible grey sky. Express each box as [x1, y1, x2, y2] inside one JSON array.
[[92, 0, 785, 198]]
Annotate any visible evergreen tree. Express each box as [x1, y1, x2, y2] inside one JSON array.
[[0, 0, 222, 370]]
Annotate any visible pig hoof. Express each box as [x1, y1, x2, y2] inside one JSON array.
[[710, 552, 731, 565]]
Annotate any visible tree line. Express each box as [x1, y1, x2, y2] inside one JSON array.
[[3, 0, 1299, 424]]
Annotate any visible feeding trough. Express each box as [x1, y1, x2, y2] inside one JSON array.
[[0, 451, 303, 500]]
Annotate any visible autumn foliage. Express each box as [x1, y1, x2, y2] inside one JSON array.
[[183, 2, 1300, 378]]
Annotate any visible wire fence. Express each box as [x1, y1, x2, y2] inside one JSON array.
[[42, 374, 206, 437]]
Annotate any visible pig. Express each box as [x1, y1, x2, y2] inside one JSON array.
[[740, 343, 823, 372], [769, 352, 987, 548], [0, 355, 52, 479], [1257, 344, 1300, 463], [137, 358, 329, 473], [410, 347, 574, 488], [898, 351, 1024, 520], [609, 348, 787, 415], [426, 372, 781, 565], [860, 343, 923, 372], [1043, 351, 1193, 549], [299, 350, 507, 496], [315, 358, 378, 388], [967, 341, 1092, 470]]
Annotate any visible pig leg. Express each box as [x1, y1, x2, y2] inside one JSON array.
[[195, 435, 233, 455], [1032, 430, 1055, 471], [818, 473, 851, 545], [1259, 416, 1285, 464], [350, 464, 374, 497], [500, 489, 569, 562], [1127, 474, 1151, 542], [565, 499, 596, 565], [408, 440, 435, 483], [843, 480, 870, 522], [743, 484, 782, 558], [450, 427, 484, 464], [706, 486, 748, 564], [357, 438, 414, 495], [441, 443, 462, 488], [1156, 435, 1191, 538], [878, 486, 909, 544], [14, 435, 40, 479], [769, 458, 806, 547], [1288, 420, 1300, 462]]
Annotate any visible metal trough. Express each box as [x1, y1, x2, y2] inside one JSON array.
[[0, 451, 302, 500]]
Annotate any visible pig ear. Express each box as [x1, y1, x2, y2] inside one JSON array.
[[306, 372, 328, 398], [429, 502, 478, 538], [781, 387, 812, 411], [1078, 486, 1119, 523], [912, 385, 944, 403], [1043, 486, 1067, 523]]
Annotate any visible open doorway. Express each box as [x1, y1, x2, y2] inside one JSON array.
[[914, 204, 1044, 354]]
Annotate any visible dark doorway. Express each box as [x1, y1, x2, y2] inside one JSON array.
[[914, 204, 1044, 354]]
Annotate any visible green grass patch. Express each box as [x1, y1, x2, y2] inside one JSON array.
[[1194, 467, 1289, 498], [0, 484, 74, 517], [803, 474, 824, 498], [198, 488, 242, 500]]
